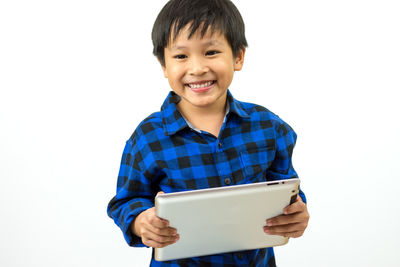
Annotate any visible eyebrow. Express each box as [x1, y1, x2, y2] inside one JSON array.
[[170, 40, 222, 50]]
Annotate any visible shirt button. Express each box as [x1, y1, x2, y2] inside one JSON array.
[[237, 253, 243, 260], [218, 142, 222, 149], [224, 177, 231, 185]]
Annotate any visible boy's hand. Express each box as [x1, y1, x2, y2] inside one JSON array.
[[263, 195, 309, 238], [131, 191, 180, 248]]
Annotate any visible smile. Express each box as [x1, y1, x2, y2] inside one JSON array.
[[185, 80, 216, 89]]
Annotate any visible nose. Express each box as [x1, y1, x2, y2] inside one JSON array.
[[188, 56, 208, 76]]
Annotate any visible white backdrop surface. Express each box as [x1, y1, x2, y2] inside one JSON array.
[[1, 1, 399, 266]]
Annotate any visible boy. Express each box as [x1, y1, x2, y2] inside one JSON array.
[[107, 0, 309, 266]]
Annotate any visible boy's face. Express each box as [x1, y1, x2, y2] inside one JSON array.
[[161, 24, 245, 112]]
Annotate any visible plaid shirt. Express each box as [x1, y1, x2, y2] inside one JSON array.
[[107, 90, 306, 267]]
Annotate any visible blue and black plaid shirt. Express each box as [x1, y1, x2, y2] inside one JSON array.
[[107, 90, 306, 267]]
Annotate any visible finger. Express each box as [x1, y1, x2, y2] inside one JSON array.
[[142, 235, 179, 248], [146, 209, 170, 228], [143, 209, 178, 236], [156, 191, 165, 196], [147, 224, 178, 237], [267, 212, 306, 226], [283, 199, 306, 215], [264, 229, 304, 238], [141, 226, 180, 243], [264, 222, 305, 234], [149, 216, 170, 228]]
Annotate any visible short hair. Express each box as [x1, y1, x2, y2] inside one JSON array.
[[152, 0, 248, 66]]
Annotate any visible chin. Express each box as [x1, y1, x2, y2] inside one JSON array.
[[193, 96, 218, 105]]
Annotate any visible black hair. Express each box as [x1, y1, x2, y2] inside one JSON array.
[[152, 0, 248, 66]]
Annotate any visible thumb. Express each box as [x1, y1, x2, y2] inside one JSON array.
[[297, 195, 303, 203], [156, 191, 165, 196]]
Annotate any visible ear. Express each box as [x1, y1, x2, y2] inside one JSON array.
[[233, 48, 246, 71], [158, 58, 168, 78]]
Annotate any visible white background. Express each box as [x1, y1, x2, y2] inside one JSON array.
[[1, 0, 399, 266]]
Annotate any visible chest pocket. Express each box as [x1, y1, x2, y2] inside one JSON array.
[[239, 146, 275, 182]]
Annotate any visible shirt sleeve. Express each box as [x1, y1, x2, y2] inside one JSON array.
[[107, 134, 156, 247], [266, 120, 307, 204]]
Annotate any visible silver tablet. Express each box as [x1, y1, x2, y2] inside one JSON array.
[[154, 178, 300, 261]]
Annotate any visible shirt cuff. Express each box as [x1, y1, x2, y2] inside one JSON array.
[[298, 188, 307, 204], [120, 201, 154, 247]]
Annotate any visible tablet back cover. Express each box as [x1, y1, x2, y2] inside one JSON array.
[[155, 178, 300, 261]]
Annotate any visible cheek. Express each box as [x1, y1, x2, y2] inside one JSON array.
[[215, 63, 234, 82], [167, 67, 183, 82], [216, 58, 234, 71]]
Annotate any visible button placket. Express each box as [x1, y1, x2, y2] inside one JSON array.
[[215, 139, 233, 186]]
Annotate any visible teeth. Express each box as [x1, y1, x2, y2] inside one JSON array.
[[188, 81, 213, 89]]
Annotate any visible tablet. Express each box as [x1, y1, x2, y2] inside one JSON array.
[[154, 178, 300, 261]]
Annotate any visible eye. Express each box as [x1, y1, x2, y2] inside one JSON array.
[[206, 50, 220, 56], [174, 54, 187, 59]]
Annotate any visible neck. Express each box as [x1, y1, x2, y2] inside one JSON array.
[[177, 91, 227, 118], [177, 92, 228, 137]]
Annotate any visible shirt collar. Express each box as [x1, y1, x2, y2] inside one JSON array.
[[160, 89, 250, 136], [226, 90, 251, 119]]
